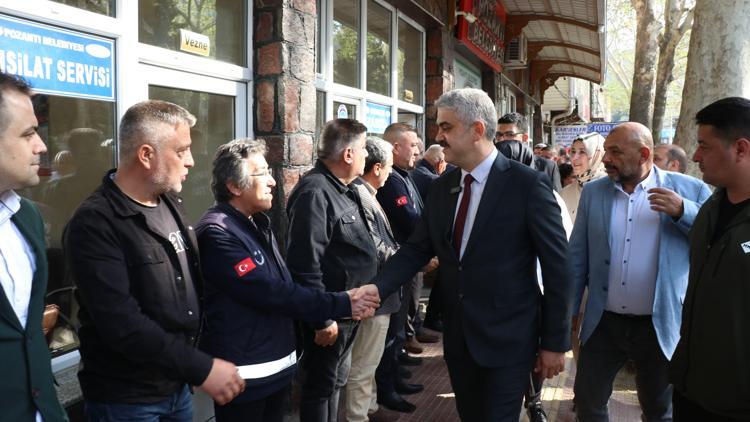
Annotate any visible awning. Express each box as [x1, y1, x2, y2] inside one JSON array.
[[501, 0, 606, 93]]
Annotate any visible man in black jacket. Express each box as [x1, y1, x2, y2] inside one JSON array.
[[286, 119, 379, 422], [670, 97, 750, 421], [65, 100, 245, 421], [497, 113, 562, 192]]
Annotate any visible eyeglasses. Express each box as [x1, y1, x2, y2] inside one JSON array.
[[249, 169, 273, 178], [496, 131, 523, 138]]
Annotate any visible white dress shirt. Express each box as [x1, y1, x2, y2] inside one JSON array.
[[606, 169, 661, 315], [0, 190, 36, 329], [453, 148, 498, 258]]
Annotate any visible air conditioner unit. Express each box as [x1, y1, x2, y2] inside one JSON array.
[[504, 35, 527, 68]]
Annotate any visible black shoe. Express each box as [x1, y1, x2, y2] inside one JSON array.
[[395, 381, 424, 395], [397, 352, 423, 366], [423, 319, 443, 332], [398, 366, 412, 379], [527, 404, 547, 422], [377, 392, 416, 413]]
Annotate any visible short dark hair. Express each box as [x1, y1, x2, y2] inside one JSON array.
[[497, 112, 527, 132], [0, 72, 33, 135], [559, 162, 574, 180], [695, 97, 750, 147], [657, 144, 688, 173], [383, 122, 417, 144], [318, 119, 368, 161]]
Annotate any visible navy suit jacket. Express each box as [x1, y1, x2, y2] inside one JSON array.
[[374, 152, 573, 367]]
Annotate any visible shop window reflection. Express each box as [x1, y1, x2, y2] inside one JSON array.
[[149, 85, 234, 223], [139, 0, 247, 66], [398, 19, 422, 104], [366, 0, 391, 97], [50, 0, 115, 16], [333, 0, 360, 88], [21, 94, 116, 357]]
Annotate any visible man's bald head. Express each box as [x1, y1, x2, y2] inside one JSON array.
[[608, 122, 654, 151]]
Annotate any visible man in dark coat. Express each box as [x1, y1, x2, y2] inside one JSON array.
[[0, 72, 68, 422], [358, 88, 573, 421]]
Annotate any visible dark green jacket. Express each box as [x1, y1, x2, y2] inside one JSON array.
[[670, 189, 750, 419], [1, 197, 68, 421]]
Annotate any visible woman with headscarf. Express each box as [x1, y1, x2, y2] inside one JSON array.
[[560, 132, 607, 222], [559, 132, 606, 366]]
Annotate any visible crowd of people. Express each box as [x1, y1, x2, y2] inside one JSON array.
[[2, 68, 750, 422]]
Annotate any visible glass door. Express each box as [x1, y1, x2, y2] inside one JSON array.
[[140, 64, 248, 222]]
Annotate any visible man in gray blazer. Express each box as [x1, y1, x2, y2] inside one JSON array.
[[569, 122, 712, 422]]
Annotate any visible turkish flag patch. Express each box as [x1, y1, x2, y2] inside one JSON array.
[[234, 257, 257, 277], [395, 196, 408, 207]]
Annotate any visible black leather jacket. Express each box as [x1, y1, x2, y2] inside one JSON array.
[[285, 161, 378, 329], [64, 170, 213, 403]]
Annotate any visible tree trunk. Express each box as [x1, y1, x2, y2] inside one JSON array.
[[628, 0, 661, 127], [652, 0, 693, 143], [674, 0, 750, 176]]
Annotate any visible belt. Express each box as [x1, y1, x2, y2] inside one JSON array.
[[603, 310, 652, 320], [237, 350, 296, 380]]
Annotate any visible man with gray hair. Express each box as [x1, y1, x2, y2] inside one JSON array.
[[361, 88, 573, 420], [653, 143, 689, 173], [65, 100, 245, 421], [286, 119, 380, 421], [346, 136, 403, 421], [411, 144, 445, 202]]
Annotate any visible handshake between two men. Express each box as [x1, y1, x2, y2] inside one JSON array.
[[347, 284, 382, 320]]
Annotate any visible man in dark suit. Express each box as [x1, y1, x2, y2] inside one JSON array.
[[0, 72, 68, 421], [410, 144, 445, 202], [358, 88, 573, 421], [496, 113, 562, 192]]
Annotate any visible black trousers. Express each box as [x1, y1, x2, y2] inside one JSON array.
[[214, 385, 290, 422], [445, 338, 531, 421], [673, 390, 747, 422], [298, 321, 357, 422]]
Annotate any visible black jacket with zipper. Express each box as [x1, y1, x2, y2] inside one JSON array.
[[64, 170, 213, 403]]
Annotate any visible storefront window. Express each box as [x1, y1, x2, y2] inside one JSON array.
[[316, 0, 323, 74], [366, 0, 391, 97], [315, 90, 326, 153], [139, 0, 247, 66], [21, 95, 116, 357], [51, 0, 115, 16], [397, 19, 422, 104], [332, 0, 360, 88], [149, 86, 235, 223]]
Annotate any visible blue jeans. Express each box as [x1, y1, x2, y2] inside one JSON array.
[[84, 385, 192, 422]]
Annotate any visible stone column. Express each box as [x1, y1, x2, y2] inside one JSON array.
[[424, 27, 454, 146], [254, 0, 317, 240]]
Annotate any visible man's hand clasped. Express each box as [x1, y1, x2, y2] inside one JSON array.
[[200, 358, 246, 405], [347, 284, 381, 320]]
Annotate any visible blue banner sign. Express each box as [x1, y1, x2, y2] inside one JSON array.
[[0, 14, 115, 101], [587, 122, 619, 138], [366, 102, 391, 134]]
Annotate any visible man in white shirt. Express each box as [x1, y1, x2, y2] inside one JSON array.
[[0, 72, 68, 421], [569, 122, 712, 422]]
